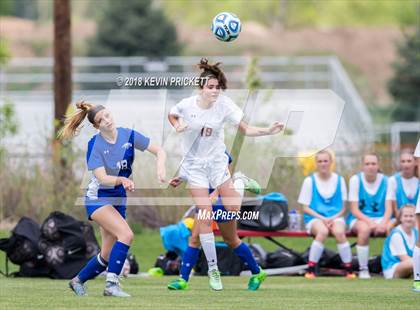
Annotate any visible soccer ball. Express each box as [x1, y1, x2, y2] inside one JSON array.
[[211, 12, 241, 42]]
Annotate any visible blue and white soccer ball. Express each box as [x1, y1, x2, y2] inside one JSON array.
[[211, 12, 241, 42]]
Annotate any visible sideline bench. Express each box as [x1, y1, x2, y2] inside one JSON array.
[[214, 229, 358, 247]]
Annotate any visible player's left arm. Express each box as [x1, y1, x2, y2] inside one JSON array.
[[147, 143, 166, 183], [238, 120, 284, 137], [397, 254, 411, 262]]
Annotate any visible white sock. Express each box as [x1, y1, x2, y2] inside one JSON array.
[[356, 245, 369, 271], [337, 242, 352, 264], [106, 272, 118, 283], [199, 233, 218, 271], [233, 178, 245, 198], [413, 246, 420, 281], [308, 240, 324, 263]]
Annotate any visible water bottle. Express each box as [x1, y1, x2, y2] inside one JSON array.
[[295, 210, 302, 231], [288, 210, 298, 231]]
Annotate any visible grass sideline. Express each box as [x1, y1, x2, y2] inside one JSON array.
[[0, 276, 418, 309], [0, 230, 418, 309]]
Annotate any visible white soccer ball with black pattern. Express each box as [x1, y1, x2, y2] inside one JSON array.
[[211, 12, 241, 42]]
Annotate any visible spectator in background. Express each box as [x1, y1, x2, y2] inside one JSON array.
[[381, 204, 418, 279], [298, 150, 355, 279], [347, 153, 392, 279], [412, 139, 420, 292], [386, 149, 419, 221]]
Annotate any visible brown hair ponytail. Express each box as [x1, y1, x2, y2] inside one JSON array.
[[197, 58, 227, 90], [58, 101, 94, 140]]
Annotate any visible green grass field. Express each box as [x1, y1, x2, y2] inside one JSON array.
[[0, 275, 418, 309], [0, 231, 418, 309]]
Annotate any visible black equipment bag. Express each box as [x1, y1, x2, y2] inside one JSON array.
[[239, 192, 289, 231], [195, 243, 244, 276], [266, 245, 305, 268], [39, 212, 87, 265], [352, 255, 382, 274], [154, 251, 181, 275], [1, 213, 100, 279], [38, 211, 100, 279], [0, 217, 41, 265], [127, 252, 139, 274]]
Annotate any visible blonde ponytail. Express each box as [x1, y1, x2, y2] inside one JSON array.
[[58, 101, 94, 140]]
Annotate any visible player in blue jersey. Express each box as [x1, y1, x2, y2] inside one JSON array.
[[298, 150, 355, 279], [381, 204, 418, 279], [386, 149, 419, 219], [347, 153, 392, 278], [166, 154, 266, 291], [59, 101, 166, 297]]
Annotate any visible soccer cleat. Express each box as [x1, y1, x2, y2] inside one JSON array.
[[248, 269, 267, 291], [69, 277, 87, 296], [358, 269, 371, 279], [208, 269, 223, 291], [233, 172, 261, 195], [304, 271, 316, 279], [167, 278, 189, 290], [345, 271, 357, 279], [412, 281, 420, 292], [103, 274, 131, 297]]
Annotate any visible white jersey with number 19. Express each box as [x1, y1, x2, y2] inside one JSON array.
[[170, 94, 243, 161]]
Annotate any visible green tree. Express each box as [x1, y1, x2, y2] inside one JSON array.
[[89, 0, 180, 57], [388, 29, 420, 121]]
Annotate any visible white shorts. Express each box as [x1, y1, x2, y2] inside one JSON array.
[[180, 153, 230, 188], [349, 217, 384, 231], [305, 217, 345, 234], [383, 264, 398, 279]]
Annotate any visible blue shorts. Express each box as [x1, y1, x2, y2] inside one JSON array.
[[195, 197, 232, 223], [84, 197, 126, 220]]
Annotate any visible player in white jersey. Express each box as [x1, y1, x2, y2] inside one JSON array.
[[385, 149, 419, 221], [413, 139, 420, 292], [168, 58, 283, 290], [347, 153, 391, 278]]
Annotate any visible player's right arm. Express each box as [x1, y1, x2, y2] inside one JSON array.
[[168, 100, 188, 133], [93, 167, 134, 191]]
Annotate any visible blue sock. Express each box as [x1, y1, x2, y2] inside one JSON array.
[[233, 242, 260, 274], [180, 246, 200, 281], [77, 254, 108, 283], [107, 241, 130, 275]]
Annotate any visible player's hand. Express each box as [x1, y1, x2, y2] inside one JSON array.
[[120, 177, 135, 192], [321, 218, 332, 228], [169, 176, 184, 187], [175, 122, 188, 133], [268, 121, 284, 135]]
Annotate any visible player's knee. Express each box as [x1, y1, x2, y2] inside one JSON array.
[[333, 231, 346, 242], [358, 224, 371, 237], [316, 229, 328, 241], [118, 228, 134, 245]]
